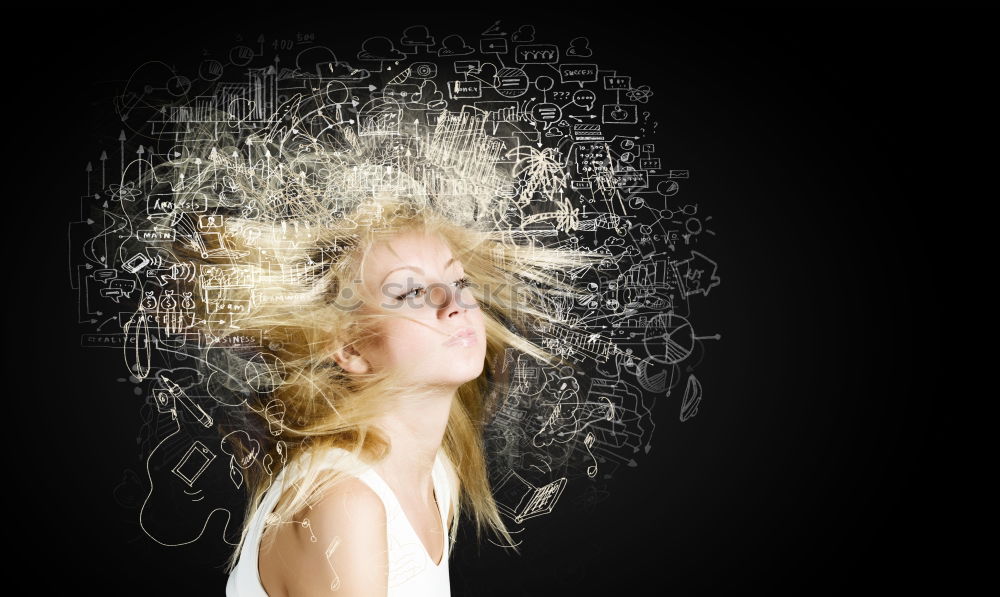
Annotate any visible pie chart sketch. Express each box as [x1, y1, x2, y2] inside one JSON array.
[[644, 312, 695, 365], [656, 180, 680, 198]]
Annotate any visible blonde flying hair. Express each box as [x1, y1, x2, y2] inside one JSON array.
[[124, 95, 604, 574]]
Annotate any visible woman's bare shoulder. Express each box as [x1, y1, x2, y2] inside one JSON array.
[[307, 476, 387, 537], [268, 476, 389, 596]]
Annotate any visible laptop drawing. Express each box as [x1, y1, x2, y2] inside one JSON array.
[[189, 231, 250, 259]]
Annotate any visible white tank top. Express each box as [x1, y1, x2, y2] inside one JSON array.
[[226, 446, 453, 596]]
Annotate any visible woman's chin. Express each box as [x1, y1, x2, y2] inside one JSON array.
[[430, 368, 485, 389]]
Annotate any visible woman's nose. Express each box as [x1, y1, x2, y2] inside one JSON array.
[[428, 284, 459, 312]]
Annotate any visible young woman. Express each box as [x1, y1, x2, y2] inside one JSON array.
[[123, 99, 603, 596], [219, 198, 596, 596]]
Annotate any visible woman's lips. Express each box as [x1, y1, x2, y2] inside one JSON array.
[[444, 327, 476, 347]]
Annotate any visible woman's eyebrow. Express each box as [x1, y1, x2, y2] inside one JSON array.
[[380, 257, 458, 284]]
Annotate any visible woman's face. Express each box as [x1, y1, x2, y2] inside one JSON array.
[[348, 229, 487, 387]]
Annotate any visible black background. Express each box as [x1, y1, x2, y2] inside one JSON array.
[[14, 7, 937, 595]]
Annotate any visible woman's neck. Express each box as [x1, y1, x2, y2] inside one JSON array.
[[371, 388, 453, 505]]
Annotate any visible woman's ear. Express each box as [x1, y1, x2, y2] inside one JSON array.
[[331, 342, 370, 374]]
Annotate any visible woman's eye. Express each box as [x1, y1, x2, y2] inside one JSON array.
[[396, 286, 426, 300], [395, 278, 471, 301]]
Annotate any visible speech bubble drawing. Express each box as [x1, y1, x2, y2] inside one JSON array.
[[560, 63, 598, 86], [531, 102, 562, 129], [572, 89, 596, 111]]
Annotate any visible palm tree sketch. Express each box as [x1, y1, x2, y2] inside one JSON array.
[[507, 145, 568, 206]]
